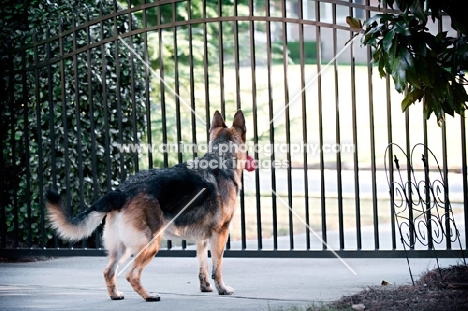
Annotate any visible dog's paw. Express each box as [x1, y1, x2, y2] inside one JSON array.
[[145, 295, 161, 302], [218, 286, 234, 295], [200, 281, 213, 292], [110, 295, 125, 300]]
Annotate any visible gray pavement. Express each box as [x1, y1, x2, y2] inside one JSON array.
[[0, 256, 461, 310]]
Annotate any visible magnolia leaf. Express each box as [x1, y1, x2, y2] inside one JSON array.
[[382, 30, 395, 53], [401, 95, 413, 112], [346, 16, 363, 29], [400, 48, 414, 70], [393, 68, 407, 93]]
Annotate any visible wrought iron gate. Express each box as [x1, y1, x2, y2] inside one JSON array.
[[1, 0, 466, 259]]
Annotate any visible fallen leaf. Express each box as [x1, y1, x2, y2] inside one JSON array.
[[446, 282, 468, 289], [352, 303, 366, 310]]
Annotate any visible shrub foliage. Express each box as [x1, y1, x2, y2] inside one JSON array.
[[0, 0, 148, 247], [359, 0, 468, 123]]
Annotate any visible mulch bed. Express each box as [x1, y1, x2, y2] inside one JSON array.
[[309, 264, 468, 311]]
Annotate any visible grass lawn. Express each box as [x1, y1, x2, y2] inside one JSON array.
[[145, 63, 466, 170]]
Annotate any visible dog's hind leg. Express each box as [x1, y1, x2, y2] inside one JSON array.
[[125, 235, 162, 302], [121, 194, 164, 301], [102, 212, 131, 300], [210, 224, 234, 295], [197, 240, 213, 292], [103, 242, 130, 300]]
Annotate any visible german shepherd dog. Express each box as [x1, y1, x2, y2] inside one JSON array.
[[46, 110, 250, 301]]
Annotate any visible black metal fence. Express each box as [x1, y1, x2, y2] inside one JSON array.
[[1, 0, 466, 258]]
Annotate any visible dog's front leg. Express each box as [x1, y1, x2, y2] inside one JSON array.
[[210, 225, 234, 295], [196, 240, 213, 292]]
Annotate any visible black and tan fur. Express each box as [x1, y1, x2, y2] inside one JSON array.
[[46, 110, 247, 301]]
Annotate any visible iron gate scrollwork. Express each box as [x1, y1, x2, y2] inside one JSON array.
[[385, 143, 466, 283]]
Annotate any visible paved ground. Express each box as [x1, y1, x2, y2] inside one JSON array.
[[0, 256, 461, 310]]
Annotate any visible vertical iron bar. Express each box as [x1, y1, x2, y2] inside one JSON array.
[[173, 6, 182, 165], [86, 14, 98, 201], [52, 26, 60, 247], [217, 0, 226, 117], [385, 76, 396, 249], [22, 44, 32, 248], [0, 72, 8, 248], [332, 3, 344, 250], [217, 2, 231, 251], [233, 2, 241, 111], [281, 0, 293, 250], [172, 2, 186, 250], [100, 3, 112, 192], [298, 0, 310, 250], [157, 4, 170, 250], [349, 1, 361, 251], [233, 0, 246, 250], [0, 73, 6, 248], [157, 6, 168, 170], [422, 111, 432, 249], [365, 0, 378, 250], [441, 120, 450, 249], [265, 0, 278, 250], [438, 18, 451, 250], [423, 146, 433, 250], [187, 0, 200, 250], [379, 0, 397, 252], [44, 34, 54, 248], [424, 116, 431, 245], [405, 109, 414, 248], [203, 1, 211, 139], [59, 21, 72, 247], [8, 63, 18, 247], [128, 13, 139, 173], [86, 12, 101, 249], [248, 0, 262, 250], [72, 16, 86, 248], [188, 0, 198, 161], [114, 2, 126, 182], [315, 0, 326, 250], [143, 3, 153, 169], [461, 112, 468, 249]]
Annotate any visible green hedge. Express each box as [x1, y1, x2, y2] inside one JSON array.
[[287, 41, 317, 64], [0, 0, 148, 247]]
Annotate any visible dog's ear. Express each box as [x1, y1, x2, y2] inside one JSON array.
[[210, 110, 227, 132], [232, 110, 246, 133]]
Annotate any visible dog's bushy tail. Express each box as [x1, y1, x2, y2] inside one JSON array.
[[45, 189, 127, 241]]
